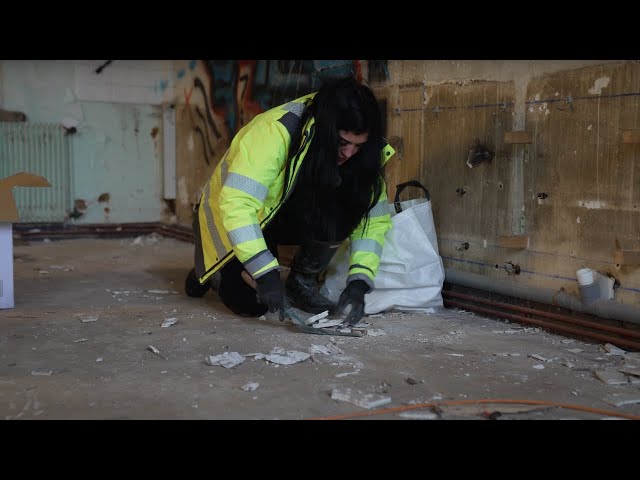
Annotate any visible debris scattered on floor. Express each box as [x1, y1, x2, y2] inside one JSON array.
[[445, 353, 464, 357], [207, 352, 245, 368], [76, 314, 98, 323], [567, 348, 583, 353], [367, 329, 386, 337], [73, 338, 88, 343], [148, 289, 179, 295], [603, 393, 640, 407], [265, 348, 310, 365], [161, 318, 178, 328], [397, 411, 438, 420], [532, 364, 545, 370], [604, 343, 627, 356], [334, 370, 360, 378], [312, 319, 344, 329], [330, 388, 392, 409], [594, 369, 631, 385], [31, 369, 53, 376], [96, 357, 103, 363], [147, 345, 167, 360], [241, 382, 260, 392], [304, 310, 330, 326]]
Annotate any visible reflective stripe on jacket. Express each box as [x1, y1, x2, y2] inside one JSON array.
[[195, 92, 395, 290]]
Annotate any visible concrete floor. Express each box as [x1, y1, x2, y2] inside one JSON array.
[[1, 234, 639, 420]]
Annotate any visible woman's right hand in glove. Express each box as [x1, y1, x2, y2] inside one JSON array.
[[254, 269, 285, 321]]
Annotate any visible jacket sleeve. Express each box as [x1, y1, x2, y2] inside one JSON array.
[[218, 121, 290, 279]]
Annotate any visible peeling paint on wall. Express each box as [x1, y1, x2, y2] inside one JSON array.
[[177, 176, 189, 207], [588, 76, 610, 95], [578, 200, 607, 209]]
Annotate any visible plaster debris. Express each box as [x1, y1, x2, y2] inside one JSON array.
[[147, 345, 167, 360], [31, 369, 53, 376], [161, 318, 178, 328], [398, 411, 438, 420], [258, 315, 267, 321], [594, 369, 630, 385], [96, 357, 103, 363], [603, 394, 640, 408], [604, 343, 626, 356], [532, 364, 545, 370], [530, 354, 550, 362], [265, 350, 310, 365], [241, 382, 260, 392], [367, 329, 386, 337], [567, 348, 583, 354], [207, 352, 245, 368], [330, 388, 392, 409], [304, 310, 330, 326], [334, 371, 359, 378], [309, 344, 333, 355], [73, 338, 88, 343], [77, 314, 98, 323], [147, 289, 178, 294], [313, 319, 344, 329], [445, 353, 464, 357], [619, 366, 640, 377]]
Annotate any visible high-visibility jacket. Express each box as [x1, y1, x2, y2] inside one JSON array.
[[194, 92, 396, 289]]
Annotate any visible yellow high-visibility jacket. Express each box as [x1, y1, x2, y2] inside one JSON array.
[[194, 92, 395, 289]]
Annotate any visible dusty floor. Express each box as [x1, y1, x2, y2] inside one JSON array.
[[1, 234, 639, 420]]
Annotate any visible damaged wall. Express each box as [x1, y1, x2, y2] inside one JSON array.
[[0, 60, 168, 223], [374, 60, 639, 307]]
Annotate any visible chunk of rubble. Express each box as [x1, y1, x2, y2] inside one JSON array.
[[603, 393, 640, 408], [161, 318, 177, 328], [604, 343, 627, 356], [265, 350, 310, 365], [398, 411, 438, 420], [367, 329, 386, 337], [77, 314, 98, 323], [207, 352, 245, 368], [241, 382, 260, 392], [309, 344, 333, 355], [331, 388, 391, 409], [304, 310, 330, 326], [313, 319, 344, 329], [594, 369, 631, 385], [31, 369, 53, 376]]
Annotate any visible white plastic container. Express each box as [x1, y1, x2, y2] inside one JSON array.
[[576, 268, 594, 286]]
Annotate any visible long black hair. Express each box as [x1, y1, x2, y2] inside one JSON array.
[[286, 75, 385, 242]]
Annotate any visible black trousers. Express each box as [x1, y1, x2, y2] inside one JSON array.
[[217, 197, 352, 317]]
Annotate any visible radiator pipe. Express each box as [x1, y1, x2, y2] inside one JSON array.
[[445, 268, 640, 326]]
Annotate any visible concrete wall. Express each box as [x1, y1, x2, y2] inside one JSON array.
[[374, 60, 639, 307], [0, 60, 170, 223]]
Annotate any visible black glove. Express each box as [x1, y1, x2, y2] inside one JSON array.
[[332, 280, 370, 326], [255, 270, 285, 321]]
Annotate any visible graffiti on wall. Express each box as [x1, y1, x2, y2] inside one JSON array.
[[184, 60, 387, 165]]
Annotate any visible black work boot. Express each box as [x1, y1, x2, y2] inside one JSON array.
[[285, 240, 341, 314], [185, 268, 220, 298]]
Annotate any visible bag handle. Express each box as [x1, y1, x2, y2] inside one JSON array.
[[393, 180, 431, 213]]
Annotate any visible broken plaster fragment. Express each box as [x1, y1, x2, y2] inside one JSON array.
[[207, 352, 245, 368], [241, 382, 260, 392], [331, 388, 392, 409], [161, 318, 178, 328], [304, 310, 330, 326], [265, 351, 310, 365]]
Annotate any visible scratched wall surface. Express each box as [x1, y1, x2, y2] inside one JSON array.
[[379, 60, 640, 306]]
